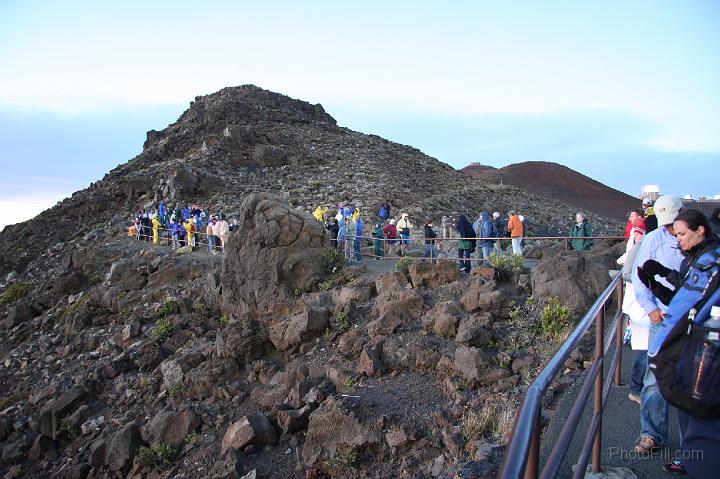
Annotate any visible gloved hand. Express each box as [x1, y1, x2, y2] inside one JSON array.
[[651, 283, 674, 307], [642, 259, 672, 277], [637, 266, 652, 289]]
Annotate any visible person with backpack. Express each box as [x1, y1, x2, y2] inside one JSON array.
[[474, 211, 497, 260], [569, 213, 594, 251], [642, 209, 720, 476], [630, 195, 685, 456]]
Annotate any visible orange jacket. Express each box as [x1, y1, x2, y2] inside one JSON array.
[[507, 214, 524, 237]]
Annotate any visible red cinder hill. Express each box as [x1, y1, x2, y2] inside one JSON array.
[[461, 161, 639, 220]]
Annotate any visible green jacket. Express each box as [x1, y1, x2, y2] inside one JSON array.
[[570, 221, 594, 251]]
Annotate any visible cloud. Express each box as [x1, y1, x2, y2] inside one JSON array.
[[0, 192, 73, 232]]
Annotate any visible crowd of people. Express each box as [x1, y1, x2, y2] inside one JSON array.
[[128, 202, 237, 254], [617, 196, 720, 477], [319, 202, 535, 272]]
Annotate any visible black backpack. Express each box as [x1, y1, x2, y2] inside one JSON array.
[[649, 244, 720, 420]]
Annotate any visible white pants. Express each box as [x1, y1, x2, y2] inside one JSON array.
[[511, 237, 523, 255]]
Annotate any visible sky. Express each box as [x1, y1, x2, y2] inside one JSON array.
[[1, 0, 719, 230]]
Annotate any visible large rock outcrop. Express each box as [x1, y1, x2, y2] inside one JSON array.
[[531, 249, 617, 312], [220, 193, 329, 317]]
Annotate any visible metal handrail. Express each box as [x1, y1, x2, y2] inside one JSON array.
[[498, 273, 624, 478]]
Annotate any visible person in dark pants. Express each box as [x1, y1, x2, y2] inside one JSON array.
[[456, 215, 475, 273], [424, 220, 438, 263]]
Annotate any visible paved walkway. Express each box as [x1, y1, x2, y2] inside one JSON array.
[[539, 346, 681, 478]]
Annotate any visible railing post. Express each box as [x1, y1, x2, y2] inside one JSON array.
[[592, 306, 604, 472], [525, 412, 541, 479], [615, 279, 624, 386], [565, 238, 569, 251]]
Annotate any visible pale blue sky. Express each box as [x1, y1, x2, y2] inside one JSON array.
[[1, 0, 719, 229]]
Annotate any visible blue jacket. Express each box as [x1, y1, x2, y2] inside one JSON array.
[[355, 219, 363, 238], [475, 212, 495, 247], [338, 222, 347, 239]]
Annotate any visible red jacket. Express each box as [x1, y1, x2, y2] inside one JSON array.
[[624, 220, 633, 237], [383, 224, 397, 239]]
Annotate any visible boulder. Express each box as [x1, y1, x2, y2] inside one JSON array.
[[277, 405, 312, 434], [367, 289, 424, 337], [105, 422, 142, 472], [39, 388, 86, 438], [408, 261, 459, 289], [332, 285, 372, 312], [456, 314, 493, 347], [215, 318, 268, 364], [375, 271, 408, 293], [220, 193, 329, 318], [268, 305, 329, 352], [531, 251, 615, 312], [221, 412, 278, 455], [458, 280, 496, 312], [141, 409, 200, 448], [4, 303, 37, 329], [423, 302, 463, 338], [357, 343, 384, 377], [461, 286, 503, 315], [250, 385, 289, 411], [454, 346, 491, 383], [302, 397, 383, 465]]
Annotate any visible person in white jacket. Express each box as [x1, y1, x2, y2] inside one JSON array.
[[617, 221, 648, 404], [213, 215, 230, 253]]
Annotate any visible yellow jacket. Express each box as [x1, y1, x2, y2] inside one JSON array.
[[184, 219, 195, 236], [312, 207, 326, 222]]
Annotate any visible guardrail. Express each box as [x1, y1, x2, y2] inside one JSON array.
[[330, 234, 626, 271], [498, 272, 625, 478]]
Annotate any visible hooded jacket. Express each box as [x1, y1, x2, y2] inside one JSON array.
[[456, 215, 476, 250], [474, 212, 495, 247], [507, 214, 524, 238]]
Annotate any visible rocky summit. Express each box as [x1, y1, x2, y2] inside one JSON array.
[[0, 85, 625, 478]]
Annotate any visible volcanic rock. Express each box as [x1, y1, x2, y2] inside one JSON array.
[[220, 193, 329, 318]]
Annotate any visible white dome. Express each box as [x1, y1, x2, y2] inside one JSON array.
[[683, 194, 693, 200]]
